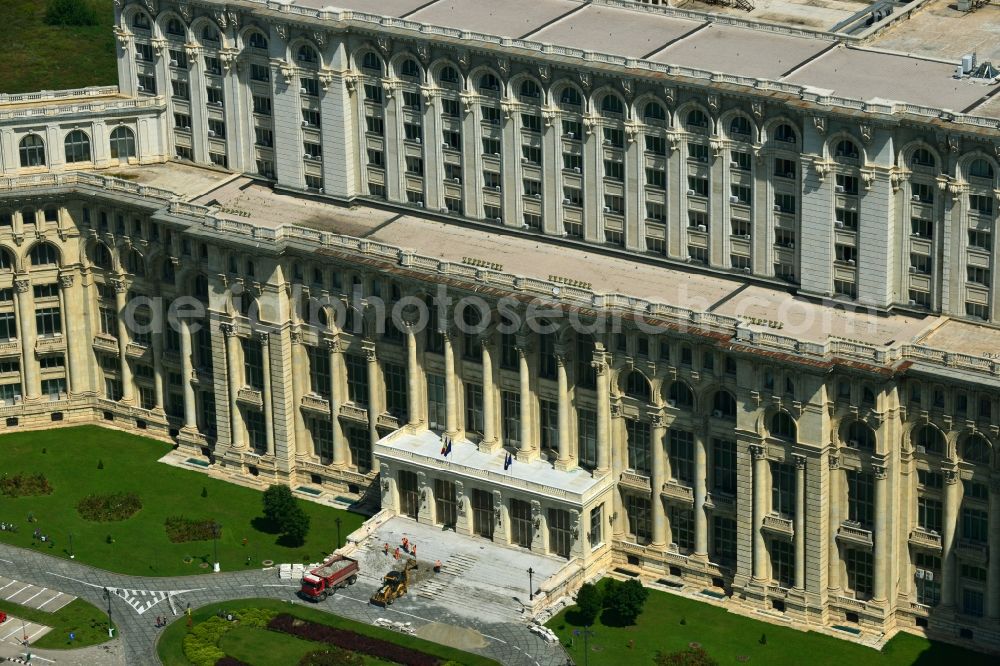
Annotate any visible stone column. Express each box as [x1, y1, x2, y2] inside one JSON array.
[[327, 339, 348, 466], [221, 323, 243, 448], [179, 318, 197, 430], [516, 342, 533, 461], [364, 342, 379, 454], [872, 462, 888, 603], [693, 432, 708, 558], [650, 414, 667, 547], [555, 349, 572, 469], [57, 274, 81, 395], [443, 331, 458, 437], [794, 453, 806, 590], [14, 277, 38, 401], [406, 326, 421, 429], [289, 329, 310, 457], [151, 297, 165, 410], [480, 336, 498, 450], [988, 479, 1000, 619], [940, 468, 961, 607], [594, 355, 610, 474], [828, 453, 842, 592], [259, 332, 275, 456], [751, 443, 768, 581], [112, 277, 134, 403]]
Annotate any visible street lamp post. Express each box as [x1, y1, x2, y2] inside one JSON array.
[[527, 567, 534, 601], [335, 516, 342, 548], [212, 522, 221, 573], [102, 587, 114, 638], [68, 532, 74, 559]]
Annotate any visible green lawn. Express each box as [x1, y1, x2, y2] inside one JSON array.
[[0, 597, 114, 649], [157, 599, 499, 666], [0, 426, 366, 576], [0, 1, 118, 94], [547, 581, 996, 666]]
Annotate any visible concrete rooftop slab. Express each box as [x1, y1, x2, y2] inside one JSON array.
[[406, 0, 582, 38], [869, 0, 1000, 65], [290, 0, 432, 17], [675, 0, 868, 30]]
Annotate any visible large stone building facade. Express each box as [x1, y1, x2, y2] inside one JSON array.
[[0, 0, 999, 654]]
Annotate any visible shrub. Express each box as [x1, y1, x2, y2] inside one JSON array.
[[268, 614, 442, 666], [76, 492, 142, 521], [165, 517, 219, 543], [183, 616, 229, 666], [0, 473, 53, 497], [262, 484, 311, 545], [654, 647, 719, 666], [202, 486, 208, 498], [44, 0, 99, 26], [97, 459, 104, 470]]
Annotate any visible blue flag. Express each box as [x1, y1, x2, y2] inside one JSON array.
[[504, 452, 512, 470], [445, 437, 452, 456]]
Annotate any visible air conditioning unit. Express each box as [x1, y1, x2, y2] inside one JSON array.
[[730, 161, 739, 168], [493, 185, 501, 192], [773, 204, 782, 212], [492, 152, 500, 157], [169, 59, 178, 67], [729, 195, 740, 204], [137, 85, 145, 92], [787, 242, 795, 249], [452, 177, 461, 184], [697, 224, 706, 232], [442, 142, 450, 148], [907, 299, 917, 306], [490, 119, 500, 126], [835, 185, 845, 193], [564, 132, 575, 139], [440, 206, 450, 214], [415, 137, 422, 144], [848, 440, 859, 448], [417, 201, 424, 208], [743, 266, 751, 274], [573, 167, 581, 174], [300, 87, 308, 94], [533, 193, 542, 199], [563, 197, 572, 204], [786, 172, 795, 179], [713, 409, 723, 418], [667, 399, 677, 407], [847, 258, 855, 265], [909, 265, 917, 273], [495, 216, 502, 222], [213, 101, 223, 107], [916, 444, 926, 453], [835, 221, 845, 229], [318, 187, 325, 194], [302, 120, 310, 127], [912, 194, 921, 202], [744, 234, 751, 240], [687, 189, 696, 196], [303, 153, 311, 159], [603, 139, 612, 146]]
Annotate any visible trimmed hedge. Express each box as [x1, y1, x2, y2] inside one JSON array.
[[183, 609, 276, 666], [269, 614, 442, 666], [165, 516, 219, 543], [298, 649, 364, 666]]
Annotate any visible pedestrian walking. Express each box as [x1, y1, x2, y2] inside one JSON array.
[[383, 542, 390, 555], [394, 547, 401, 560], [411, 543, 416, 558]]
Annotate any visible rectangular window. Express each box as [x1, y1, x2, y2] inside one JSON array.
[[731, 151, 751, 171], [345, 354, 368, 406], [771, 462, 795, 517], [918, 496, 942, 533], [250, 63, 270, 82], [300, 78, 319, 97], [383, 362, 408, 421], [241, 338, 264, 390], [208, 119, 226, 139], [914, 552, 941, 607], [171, 79, 190, 100], [836, 174, 859, 195], [910, 253, 932, 274], [307, 346, 331, 399], [539, 399, 559, 455], [206, 86, 224, 106], [301, 108, 321, 128], [645, 135, 666, 154], [252, 94, 272, 115], [347, 426, 371, 473], [35, 307, 61, 338], [967, 266, 990, 286], [968, 228, 991, 250], [646, 168, 666, 189], [441, 97, 460, 118], [521, 113, 541, 133], [837, 208, 859, 230], [626, 494, 651, 542], [771, 539, 795, 588], [626, 419, 651, 476], [847, 471, 874, 527], [578, 408, 597, 470], [443, 129, 461, 151], [774, 158, 796, 179], [712, 439, 737, 494], [713, 516, 737, 566], [671, 506, 694, 551], [404, 123, 423, 143], [687, 176, 709, 198], [254, 127, 274, 147], [426, 374, 445, 430], [846, 549, 874, 598], [562, 153, 582, 173], [603, 160, 624, 182], [774, 193, 796, 214], [668, 429, 694, 484], [589, 505, 603, 548], [137, 74, 156, 95], [687, 142, 709, 163], [501, 390, 520, 449], [961, 507, 988, 544], [969, 195, 994, 216]]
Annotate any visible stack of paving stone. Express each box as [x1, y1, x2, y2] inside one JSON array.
[[278, 563, 308, 580]]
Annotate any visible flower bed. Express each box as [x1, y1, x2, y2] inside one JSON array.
[[165, 516, 219, 543], [0, 472, 53, 497], [76, 492, 142, 522], [215, 658, 251, 666], [298, 648, 364, 666], [268, 614, 442, 666]]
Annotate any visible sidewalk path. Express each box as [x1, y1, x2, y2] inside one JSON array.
[[0, 544, 568, 666]]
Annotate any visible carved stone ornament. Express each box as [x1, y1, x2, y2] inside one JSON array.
[[663, 86, 676, 107], [860, 124, 872, 144], [318, 69, 335, 91], [578, 71, 591, 92], [59, 274, 74, 289], [279, 61, 295, 85], [706, 94, 719, 113], [220, 322, 235, 337], [214, 11, 228, 29], [113, 27, 133, 47], [620, 78, 633, 99], [314, 32, 326, 48], [456, 49, 470, 72], [143, 0, 157, 14], [376, 36, 392, 56], [749, 443, 766, 460], [275, 24, 288, 41], [497, 57, 510, 79], [542, 108, 556, 128], [947, 134, 960, 153], [814, 161, 831, 182], [227, 10, 239, 30], [828, 453, 840, 469], [416, 43, 430, 64], [177, 3, 191, 22], [538, 64, 550, 82], [751, 101, 763, 119], [861, 169, 875, 191], [813, 115, 826, 135]]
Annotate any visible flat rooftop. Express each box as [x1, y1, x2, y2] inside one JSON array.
[[270, 0, 1000, 116], [675, 0, 868, 30], [869, 0, 1000, 65]]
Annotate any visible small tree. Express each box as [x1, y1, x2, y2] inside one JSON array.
[[262, 484, 296, 527], [283, 506, 311, 547], [201, 486, 208, 498], [575, 582, 603, 626], [603, 578, 648, 625], [654, 647, 718, 666], [45, 0, 98, 26]]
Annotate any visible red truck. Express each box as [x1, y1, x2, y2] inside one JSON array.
[[299, 555, 360, 601]]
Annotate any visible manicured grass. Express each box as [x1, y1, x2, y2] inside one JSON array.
[[218, 625, 392, 666], [157, 599, 499, 666], [0, 1, 118, 94], [0, 598, 114, 649], [0, 426, 366, 576], [547, 581, 996, 666]]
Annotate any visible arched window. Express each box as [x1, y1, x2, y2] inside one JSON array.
[[201, 25, 220, 44], [247, 30, 268, 50], [297, 44, 318, 64], [0, 249, 13, 271], [166, 18, 185, 38], [238, 294, 259, 319], [686, 109, 709, 130], [770, 411, 796, 441], [667, 381, 694, 409], [109, 126, 136, 160], [835, 139, 859, 160], [774, 123, 796, 144], [124, 249, 145, 277], [92, 243, 113, 270], [961, 434, 990, 464], [29, 242, 59, 267], [162, 260, 175, 284], [600, 94, 624, 117], [729, 116, 752, 137], [913, 424, 945, 456], [622, 370, 651, 402], [643, 101, 666, 122], [845, 421, 876, 450], [559, 87, 582, 108], [519, 80, 541, 101], [439, 65, 459, 86], [19, 134, 45, 168], [132, 13, 151, 29], [361, 52, 383, 73], [399, 58, 421, 80], [194, 274, 210, 302], [64, 130, 91, 164], [910, 148, 935, 168], [712, 390, 737, 420], [969, 158, 995, 180], [478, 73, 501, 94]]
